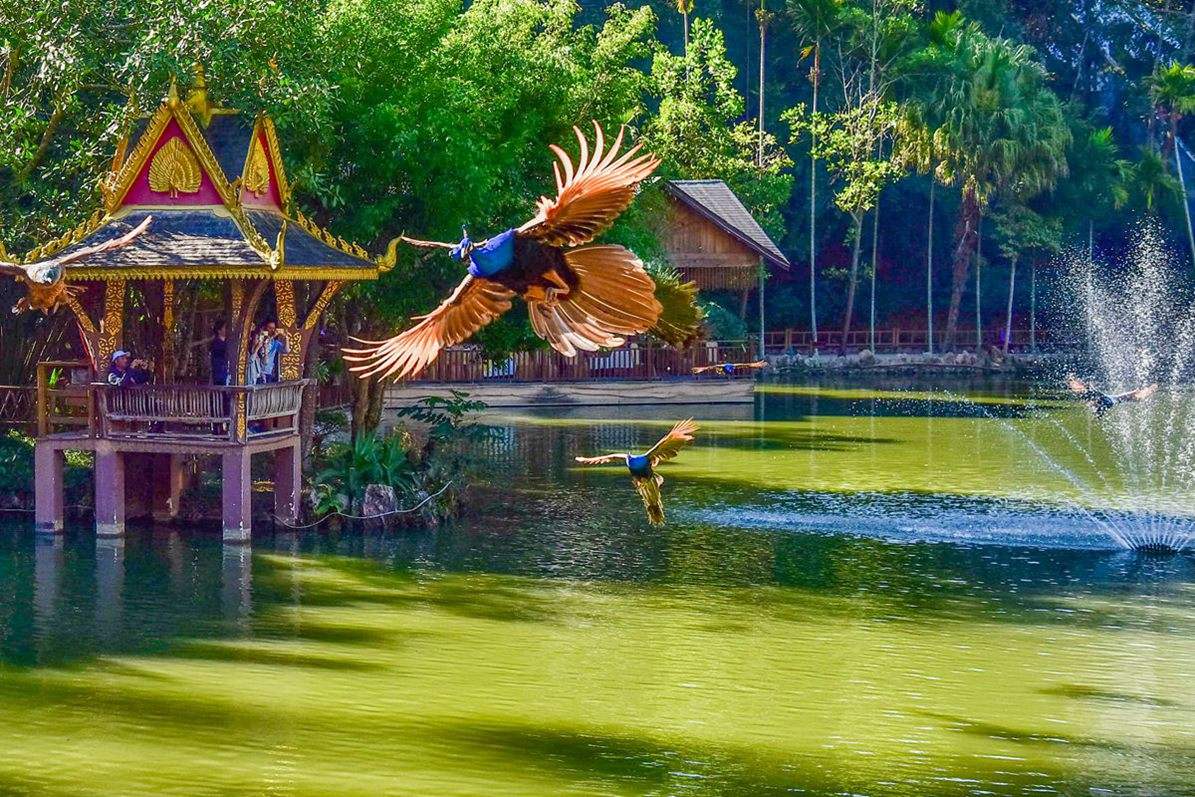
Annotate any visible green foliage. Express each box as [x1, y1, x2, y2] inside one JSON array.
[[313, 432, 417, 515], [990, 200, 1061, 265], [396, 390, 489, 449], [644, 17, 793, 238], [701, 299, 748, 340], [786, 101, 904, 217], [644, 259, 705, 346], [0, 430, 90, 499]]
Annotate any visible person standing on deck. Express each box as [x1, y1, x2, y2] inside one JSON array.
[[209, 319, 229, 385], [259, 319, 288, 383]]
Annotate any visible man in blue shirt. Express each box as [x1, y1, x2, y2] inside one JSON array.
[[259, 320, 288, 383]]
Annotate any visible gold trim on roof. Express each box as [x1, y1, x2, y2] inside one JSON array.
[[244, 136, 270, 196], [293, 210, 371, 262], [259, 117, 291, 207], [64, 265, 378, 282], [18, 210, 108, 263]]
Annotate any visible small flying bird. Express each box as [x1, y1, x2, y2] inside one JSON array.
[[1065, 374, 1159, 417], [344, 123, 663, 381], [692, 360, 768, 376], [574, 418, 698, 525], [0, 216, 152, 314]]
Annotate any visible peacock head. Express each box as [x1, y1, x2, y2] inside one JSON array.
[[449, 227, 474, 262], [26, 261, 63, 286]]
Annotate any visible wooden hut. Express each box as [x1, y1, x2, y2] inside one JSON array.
[[661, 180, 790, 327], [23, 69, 389, 542]]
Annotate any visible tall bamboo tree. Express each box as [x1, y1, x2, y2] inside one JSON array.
[[789, 0, 846, 352]]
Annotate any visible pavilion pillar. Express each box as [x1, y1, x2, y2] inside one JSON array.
[[33, 444, 64, 534], [97, 279, 127, 369], [273, 442, 301, 524], [151, 454, 185, 522], [222, 448, 252, 544], [94, 445, 126, 538]]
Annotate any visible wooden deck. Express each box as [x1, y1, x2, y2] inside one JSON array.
[[33, 365, 307, 542]]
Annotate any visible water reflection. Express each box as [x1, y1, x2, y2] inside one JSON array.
[[0, 379, 1193, 794]]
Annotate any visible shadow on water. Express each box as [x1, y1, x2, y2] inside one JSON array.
[[1, 374, 1194, 794]]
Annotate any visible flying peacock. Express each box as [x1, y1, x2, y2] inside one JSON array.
[[0, 216, 152, 314], [344, 123, 681, 381], [574, 418, 698, 525]]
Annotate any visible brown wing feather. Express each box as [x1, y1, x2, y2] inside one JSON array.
[[343, 275, 514, 381], [574, 453, 630, 466], [0, 263, 28, 279], [518, 122, 660, 247], [645, 418, 698, 466]]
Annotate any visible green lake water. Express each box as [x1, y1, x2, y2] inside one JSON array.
[[2, 378, 1194, 795]]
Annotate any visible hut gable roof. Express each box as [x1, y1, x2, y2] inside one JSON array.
[[23, 72, 377, 281], [664, 180, 789, 270]]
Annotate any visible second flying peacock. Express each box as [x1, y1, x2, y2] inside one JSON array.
[[344, 123, 666, 381]]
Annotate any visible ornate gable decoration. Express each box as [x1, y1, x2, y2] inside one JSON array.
[[244, 137, 271, 196], [148, 137, 202, 197]]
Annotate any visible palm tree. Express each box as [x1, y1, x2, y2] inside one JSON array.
[[789, 0, 845, 353], [1132, 147, 1183, 213], [920, 23, 1070, 349], [1058, 123, 1130, 351], [1148, 62, 1195, 270]]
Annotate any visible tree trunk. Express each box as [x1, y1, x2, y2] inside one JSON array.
[[1086, 219, 1094, 354], [299, 333, 321, 461], [1003, 255, 1017, 355], [975, 210, 982, 349], [1030, 259, 1037, 354], [926, 180, 935, 355], [809, 42, 820, 354], [350, 376, 384, 442], [682, 10, 689, 56], [840, 214, 865, 355], [944, 184, 980, 350], [757, 258, 766, 358], [1174, 123, 1195, 272], [869, 191, 880, 352], [758, 7, 766, 167]]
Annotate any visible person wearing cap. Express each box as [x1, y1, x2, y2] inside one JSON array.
[[107, 350, 152, 386]]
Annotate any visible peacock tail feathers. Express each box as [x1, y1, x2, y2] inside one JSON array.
[[632, 474, 666, 525]]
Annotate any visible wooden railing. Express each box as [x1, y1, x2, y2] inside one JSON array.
[[409, 341, 756, 384], [36, 361, 95, 437], [97, 381, 307, 443], [0, 386, 35, 431], [761, 327, 1073, 354]]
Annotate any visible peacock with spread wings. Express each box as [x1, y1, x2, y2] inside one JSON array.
[[574, 419, 698, 525], [343, 123, 669, 381]]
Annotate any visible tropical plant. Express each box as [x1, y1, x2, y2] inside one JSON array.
[[1148, 62, 1195, 269], [313, 432, 417, 515], [915, 19, 1070, 348], [990, 199, 1061, 354]]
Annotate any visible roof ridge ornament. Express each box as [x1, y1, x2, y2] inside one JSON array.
[[185, 64, 216, 127]]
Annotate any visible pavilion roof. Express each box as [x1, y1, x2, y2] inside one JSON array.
[[664, 180, 790, 270], [15, 70, 384, 282]]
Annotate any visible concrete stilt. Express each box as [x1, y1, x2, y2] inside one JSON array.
[[222, 448, 252, 544], [273, 443, 301, 524], [94, 446, 126, 538], [151, 454, 185, 522], [33, 444, 64, 534]]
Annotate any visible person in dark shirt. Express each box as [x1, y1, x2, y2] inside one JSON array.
[[210, 319, 229, 385]]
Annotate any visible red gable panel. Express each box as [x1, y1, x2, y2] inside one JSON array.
[[122, 118, 224, 207]]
